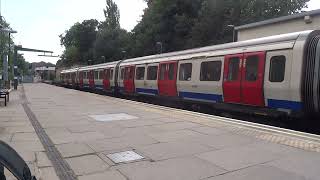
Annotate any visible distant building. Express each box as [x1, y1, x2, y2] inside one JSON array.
[[235, 9, 320, 41], [34, 66, 56, 82]]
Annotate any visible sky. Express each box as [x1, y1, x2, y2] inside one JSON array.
[[2, 0, 320, 64], [2, 0, 147, 64]]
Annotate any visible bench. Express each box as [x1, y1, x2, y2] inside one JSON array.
[[0, 90, 9, 107]]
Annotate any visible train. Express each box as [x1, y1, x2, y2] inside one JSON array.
[[59, 30, 320, 118]]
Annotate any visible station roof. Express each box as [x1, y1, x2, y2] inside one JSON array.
[[235, 9, 320, 31]]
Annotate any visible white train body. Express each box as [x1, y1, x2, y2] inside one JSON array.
[[61, 30, 320, 117]]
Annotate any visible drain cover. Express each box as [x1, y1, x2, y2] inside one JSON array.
[[107, 151, 144, 163], [89, 113, 138, 122]]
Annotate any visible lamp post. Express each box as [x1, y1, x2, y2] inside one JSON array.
[[101, 56, 106, 63], [227, 25, 236, 42], [156, 42, 163, 54], [122, 50, 127, 60]]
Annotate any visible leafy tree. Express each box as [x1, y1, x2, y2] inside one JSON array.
[[188, 0, 310, 48], [101, 0, 120, 29], [93, 0, 130, 63], [130, 0, 204, 57], [57, 0, 310, 67], [59, 19, 99, 66]]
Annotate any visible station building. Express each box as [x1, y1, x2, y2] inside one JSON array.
[[34, 66, 56, 82], [235, 9, 320, 41]]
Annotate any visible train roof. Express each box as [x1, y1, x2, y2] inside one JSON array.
[[120, 30, 313, 66], [63, 30, 315, 72]]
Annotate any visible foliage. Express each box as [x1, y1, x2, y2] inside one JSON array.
[[58, 0, 310, 67], [101, 0, 120, 29], [93, 0, 130, 63], [59, 19, 99, 66]]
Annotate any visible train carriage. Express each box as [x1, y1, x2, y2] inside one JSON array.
[[60, 30, 320, 118]]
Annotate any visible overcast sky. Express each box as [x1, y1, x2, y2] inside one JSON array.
[[2, 0, 320, 64]]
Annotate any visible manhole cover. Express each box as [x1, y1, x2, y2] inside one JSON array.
[[106, 151, 144, 163], [89, 113, 138, 122]]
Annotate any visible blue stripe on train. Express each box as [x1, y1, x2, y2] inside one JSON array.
[[179, 91, 223, 102], [136, 88, 158, 95], [267, 99, 302, 111]]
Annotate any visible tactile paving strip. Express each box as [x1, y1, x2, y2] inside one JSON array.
[[21, 86, 77, 180], [225, 125, 320, 152]]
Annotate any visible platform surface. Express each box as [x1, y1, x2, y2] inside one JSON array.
[[1, 83, 320, 180]]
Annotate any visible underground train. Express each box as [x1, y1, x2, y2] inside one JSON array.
[[59, 30, 320, 118]]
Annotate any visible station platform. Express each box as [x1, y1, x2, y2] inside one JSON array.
[[1, 83, 320, 180]]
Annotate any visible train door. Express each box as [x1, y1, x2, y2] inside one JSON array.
[[79, 71, 84, 88], [89, 70, 95, 89], [158, 61, 178, 97], [124, 66, 135, 93], [118, 67, 125, 93], [223, 54, 242, 104], [144, 64, 159, 95], [177, 60, 196, 99], [223, 52, 265, 106], [103, 69, 111, 91], [109, 68, 115, 90], [135, 65, 147, 94], [71, 73, 75, 86], [241, 52, 265, 106]]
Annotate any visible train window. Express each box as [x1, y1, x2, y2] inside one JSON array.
[[269, 56, 286, 82], [168, 63, 175, 80], [99, 71, 104, 80], [200, 61, 221, 81], [85, 72, 88, 79], [245, 56, 259, 82], [105, 70, 109, 80], [128, 67, 134, 79], [227, 57, 240, 81], [179, 63, 192, 81], [110, 69, 114, 80], [136, 67, 145, 80], [94, 71, 99, 80], [159, 64, 166, 80], [147, 66, 158, 80], [120, 68, 125, 80]]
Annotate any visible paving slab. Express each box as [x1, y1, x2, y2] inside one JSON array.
[[11, 132, 39, 142], [137, 141, 214, 161], [148, 129, 206, 142], [266, 151, 320, 180], [65, 155, 110, 176], [38, 167, 60, 180], [196, 143, 281, 171], [205, 165, 307, 180], [152, 121, 202, 131], [118, 157, 226, 180], [78, 170, 127, 180], [36, 152, 53, 168], [56, 142, 95, 158]]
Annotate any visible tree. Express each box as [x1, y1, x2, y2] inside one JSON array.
[[93, 0, 131, 63], [130, 0, 204, 57], [59, 19, 99, 66], [57, 0, 310, 67], [101, 0, 120, 29], [188, 0, 310, 48]]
